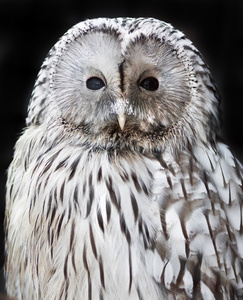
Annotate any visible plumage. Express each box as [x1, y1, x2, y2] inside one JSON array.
[[5, 17, 243, 299]]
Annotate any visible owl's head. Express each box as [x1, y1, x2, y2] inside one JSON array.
[[27, 18, 220, 153]]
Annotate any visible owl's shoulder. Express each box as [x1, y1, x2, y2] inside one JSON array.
[[193, 141, 242, 203]]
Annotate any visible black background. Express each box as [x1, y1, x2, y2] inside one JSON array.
[[0, 0, 242, 295]]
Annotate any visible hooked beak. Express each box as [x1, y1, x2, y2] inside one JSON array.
[[114, 96, 127, 131], [117, 113, 126, 131]]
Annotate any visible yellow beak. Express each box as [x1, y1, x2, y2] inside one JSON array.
[[117, 113, 126, 131]]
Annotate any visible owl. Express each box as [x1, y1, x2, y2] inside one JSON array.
[[5, 17, 243, 300]]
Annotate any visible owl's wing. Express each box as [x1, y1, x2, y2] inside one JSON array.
[[154, 142, 243, 299]]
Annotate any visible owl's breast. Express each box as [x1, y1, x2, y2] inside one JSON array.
[[19, 136, 166, 298]]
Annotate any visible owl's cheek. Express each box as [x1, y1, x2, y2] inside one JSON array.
[[136, 108, 172, 130], [155, 113, 174, 128], [154, 101, 186, 128]]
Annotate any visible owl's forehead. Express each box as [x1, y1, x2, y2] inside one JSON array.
[[56, 17, 178, 59]]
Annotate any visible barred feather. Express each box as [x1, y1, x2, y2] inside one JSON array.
[[5, 17, 243, 300]]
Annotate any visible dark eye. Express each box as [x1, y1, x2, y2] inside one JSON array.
[[86, 77, 105, 90], [139, 77, 159, 91]]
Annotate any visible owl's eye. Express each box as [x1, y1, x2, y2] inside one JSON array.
[[86, 77, 105, 90], [139, 77, 159, 91]]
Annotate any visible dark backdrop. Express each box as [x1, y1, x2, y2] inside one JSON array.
[[0, 0, 242, 295]]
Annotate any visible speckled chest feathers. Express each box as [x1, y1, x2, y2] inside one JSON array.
[[5, 17, 243, 300]]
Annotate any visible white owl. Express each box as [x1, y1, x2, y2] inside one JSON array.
[[5, 17, 243, 300]]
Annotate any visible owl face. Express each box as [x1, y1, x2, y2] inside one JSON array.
[[32, 18, 220, 151]]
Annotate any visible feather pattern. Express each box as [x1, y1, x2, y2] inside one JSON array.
[[5, 17, 243, 299]]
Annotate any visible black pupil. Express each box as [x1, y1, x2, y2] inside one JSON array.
[[86, 77, 105, 90], [140, 77, 159, 91]]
